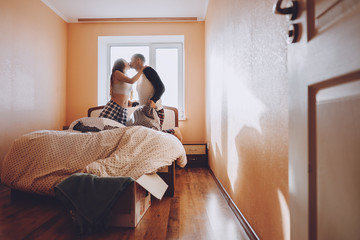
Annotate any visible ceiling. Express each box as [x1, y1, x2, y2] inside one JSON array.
[[41, 0, 209, 23]]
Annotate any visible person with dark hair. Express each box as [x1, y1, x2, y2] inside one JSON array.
[[99, 58, 144, 125], [130, 54, 183, 141]]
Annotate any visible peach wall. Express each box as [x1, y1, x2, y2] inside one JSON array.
[[66, 22, 205, 144], [0, 0, 67, 167], [205, 0, 289, 239]]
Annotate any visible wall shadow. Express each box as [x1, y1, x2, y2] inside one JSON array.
[[232, 113, 289, 240]]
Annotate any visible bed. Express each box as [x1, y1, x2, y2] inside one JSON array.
[[1, 105, 186, 198], [87, 105, 181, 197]]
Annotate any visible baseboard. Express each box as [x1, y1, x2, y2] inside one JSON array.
[[208, 168, 260, 240]]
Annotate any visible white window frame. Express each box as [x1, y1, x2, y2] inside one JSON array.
[[98, 35, 185, 119]]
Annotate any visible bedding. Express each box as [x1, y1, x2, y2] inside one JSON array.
[[126, 102, 161, 130], [69, 117, 126, 130], [1, 125, 186, 196]]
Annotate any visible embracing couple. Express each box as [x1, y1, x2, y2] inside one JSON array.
[[99, 53, 182, 141]]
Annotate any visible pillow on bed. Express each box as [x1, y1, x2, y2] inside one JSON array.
[[68, 117, 125, 132]]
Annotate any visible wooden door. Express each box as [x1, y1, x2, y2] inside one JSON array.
[[288, 0, 360, 239]]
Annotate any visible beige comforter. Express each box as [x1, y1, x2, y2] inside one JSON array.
[[1, 126, 186, 196]]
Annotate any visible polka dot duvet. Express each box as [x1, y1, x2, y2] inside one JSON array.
[[1, 126, 187, 196]]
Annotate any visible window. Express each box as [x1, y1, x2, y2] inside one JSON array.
[[98, 36, 185, 119]]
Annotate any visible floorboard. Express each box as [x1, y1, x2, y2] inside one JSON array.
[[0, 168, 250, 240]]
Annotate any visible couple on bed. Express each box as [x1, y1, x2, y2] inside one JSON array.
[[99, 53, 183, 142]]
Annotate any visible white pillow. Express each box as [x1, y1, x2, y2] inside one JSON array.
[[69, 117, 125, 131]]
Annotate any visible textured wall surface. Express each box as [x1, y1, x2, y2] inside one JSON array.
[[67, 22, 205, 144], [0, 0, 67, 167], [205, 0, 289, 239]]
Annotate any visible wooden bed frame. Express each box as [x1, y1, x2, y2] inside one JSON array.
[[87, 105, 179, 197]]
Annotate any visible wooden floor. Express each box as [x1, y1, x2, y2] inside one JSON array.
[[0, 168, 249, 240]]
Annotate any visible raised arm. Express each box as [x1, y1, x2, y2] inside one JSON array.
[[143, 67, 165, 102], [113, 67, 144, 84]]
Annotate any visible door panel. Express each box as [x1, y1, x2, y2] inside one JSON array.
[[288, 0, 360, 239], [315, 0, 359, 32], [314, 77, 360, 239]]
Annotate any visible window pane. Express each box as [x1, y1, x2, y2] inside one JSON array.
[[156, 48, 179, 109], [110, 46, 149, 101]]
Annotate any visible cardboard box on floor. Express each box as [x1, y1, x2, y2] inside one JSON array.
[[111, 173, 168, 227]]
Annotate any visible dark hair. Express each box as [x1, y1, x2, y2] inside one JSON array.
[[110, 58, 126, 97], [133, 53, 145, 63], [112, 58, 126, 73]]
